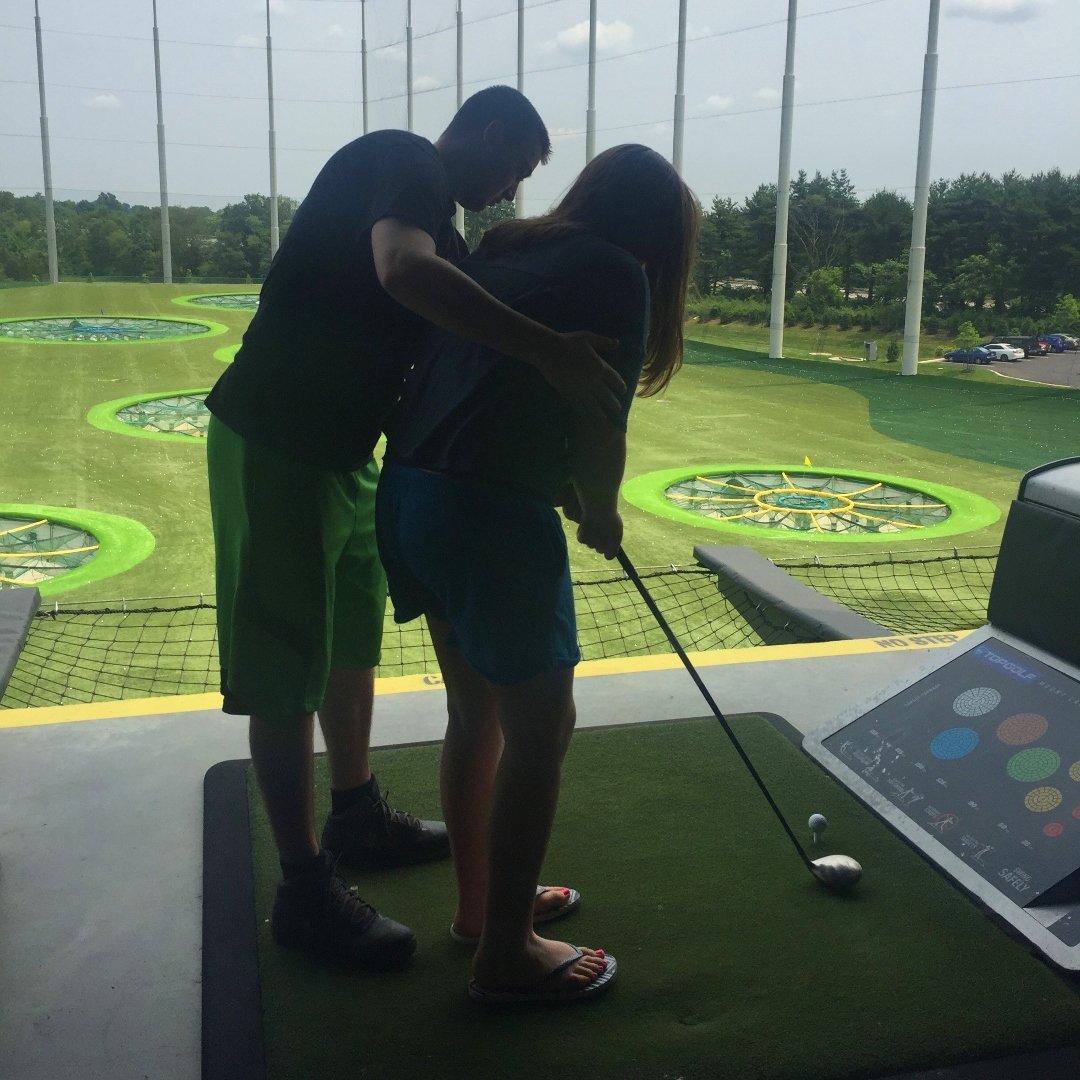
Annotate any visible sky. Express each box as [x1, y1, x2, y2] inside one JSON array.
[[1, 0, 1078, 216]]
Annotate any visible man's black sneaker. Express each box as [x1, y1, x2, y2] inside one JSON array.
[[320, 773, 450, 868], [270, 850, 416, 971]]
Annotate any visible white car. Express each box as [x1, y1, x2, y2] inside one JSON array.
[[982, 342, 1025, 362]]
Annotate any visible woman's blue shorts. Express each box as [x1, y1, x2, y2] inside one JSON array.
[[376, 461, 580, 686]]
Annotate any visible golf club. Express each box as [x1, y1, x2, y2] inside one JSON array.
[[616, 547, 862, 890]]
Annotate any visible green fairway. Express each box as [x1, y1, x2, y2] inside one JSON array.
[[2, 283, 1078, 602]]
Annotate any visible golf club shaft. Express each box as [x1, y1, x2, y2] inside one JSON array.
[[616, 547, 813, 870]]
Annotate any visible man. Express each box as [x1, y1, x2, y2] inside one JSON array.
[[204, 85, 623, 972]]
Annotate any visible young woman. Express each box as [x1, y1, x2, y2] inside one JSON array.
[[377, 144, 700, 1005]]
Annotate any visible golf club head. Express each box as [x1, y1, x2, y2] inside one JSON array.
[[810, 854, 863, 889]]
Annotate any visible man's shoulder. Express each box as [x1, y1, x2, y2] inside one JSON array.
[[333, 129, 437, 164]]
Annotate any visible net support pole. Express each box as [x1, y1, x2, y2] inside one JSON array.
[[514, 0, 526, 218], [901, 0, 941, 378], [455, 0, 465, 235], [265, 0, 280, 259], [768, 0, 798, 360], [406, 1, 414, 132], [672, 0, 687, 174], [585, 0, 597, 163], [361, 0, 369, 134], [33, 0, 58, 284], [152, 0, 173, 284]]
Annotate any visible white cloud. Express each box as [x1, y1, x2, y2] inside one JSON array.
[[87, 93, 122, 109], [755, 87, 781, 102], [651, 122, 673, 135], [322, 23, 346, 40], [234, 33, 262, 48], [550, 126, 582, 137], [543, 20, 635, 53], [947, 0, 1051, 21], [413, 75, 440, 92], [377, 43, 407, 65], [703, 94, 735, 112]]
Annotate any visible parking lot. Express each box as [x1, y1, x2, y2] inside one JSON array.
[[985, 349, 1080, 389]]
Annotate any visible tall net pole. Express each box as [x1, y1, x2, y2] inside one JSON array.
[[361, 0, 369, 134], [768, 0, 798, 359], [406, 1, 414, 131], [672, 0, 687, 174], [455, 0, 465, 235], [152, 0, 173, 284], [33, 0, 58, 284], [266, 0, 280, 258], [514, 0, 526, 217], [585, 0, 597, 163], [901, 0, 941, 377]]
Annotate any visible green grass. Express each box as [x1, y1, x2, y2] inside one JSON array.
[[3, 284, 1079, 602], [687, 318, 953, 361]]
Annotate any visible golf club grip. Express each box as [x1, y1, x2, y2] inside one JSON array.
[[616, 547, 812, 868]]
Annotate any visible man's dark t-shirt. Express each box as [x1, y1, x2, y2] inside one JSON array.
[[387, 231, 649, 503], [205, 130, 467, 470]]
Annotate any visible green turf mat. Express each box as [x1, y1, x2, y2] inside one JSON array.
[[246, 716, 1080, 1079]]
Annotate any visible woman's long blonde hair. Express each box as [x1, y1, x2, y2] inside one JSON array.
[[479, 144, 700, 395]]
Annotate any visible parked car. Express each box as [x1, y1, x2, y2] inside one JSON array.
[[943, 346, 992, 364], [981, 342, 1026, 362], [1042, 334, 1077, 352], [998, 335, 1048, 357]]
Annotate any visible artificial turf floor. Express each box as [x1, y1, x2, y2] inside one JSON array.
[[211, 715, 1080, 1080]]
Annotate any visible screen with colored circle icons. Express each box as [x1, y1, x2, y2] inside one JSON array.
[[823, 636, 1080, 924]]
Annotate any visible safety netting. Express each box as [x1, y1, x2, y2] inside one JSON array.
[[0, 549, 996, 709]]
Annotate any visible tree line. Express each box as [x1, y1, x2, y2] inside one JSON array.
[[694, 168, 1080, 336], [2, 170, 1079, 336]]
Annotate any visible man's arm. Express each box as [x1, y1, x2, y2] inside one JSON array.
[[371, 217, 625, 418]]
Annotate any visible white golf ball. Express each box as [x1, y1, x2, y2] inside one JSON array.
[[808, 813, 828, 834]]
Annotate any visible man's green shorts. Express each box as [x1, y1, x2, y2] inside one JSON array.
[[206, 415, 386, 719]]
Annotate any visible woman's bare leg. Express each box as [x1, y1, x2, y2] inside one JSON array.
[[470, 670, 606, 990], [428, 617, 501, 936]]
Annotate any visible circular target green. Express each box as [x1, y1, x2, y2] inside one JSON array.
[[0, 504, 155, 597], [173, 293, 260, 312], [87, 390, 211, 443], [622, 465, 1000, 543], [0, 314, 227, 344], [214, 343, 241, 364]]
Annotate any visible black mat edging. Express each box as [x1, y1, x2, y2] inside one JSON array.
[[203, 758, 265, 1080], [202, 718, 1080, 1080]]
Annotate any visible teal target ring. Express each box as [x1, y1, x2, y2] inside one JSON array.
[[0, 314, 226, 345], [173, 293, 260, 312], [622, 465, 1000, 543], [0, 504, 154, 597], [88, 390, 211, 443]]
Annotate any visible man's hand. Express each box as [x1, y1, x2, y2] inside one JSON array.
[[539, 331, 625, 421], [576, 510, 623, 560]]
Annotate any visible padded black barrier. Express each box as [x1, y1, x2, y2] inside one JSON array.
[[0, 587, 38, 698], [694, 544, 891, 641], [988, 499, 1080, 671]]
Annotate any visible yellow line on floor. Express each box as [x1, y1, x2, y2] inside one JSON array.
[[0, 630, 972, 730]]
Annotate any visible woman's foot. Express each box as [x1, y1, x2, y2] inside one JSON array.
[[472, 936, 609, 995], [451, 885, 579, 943]]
